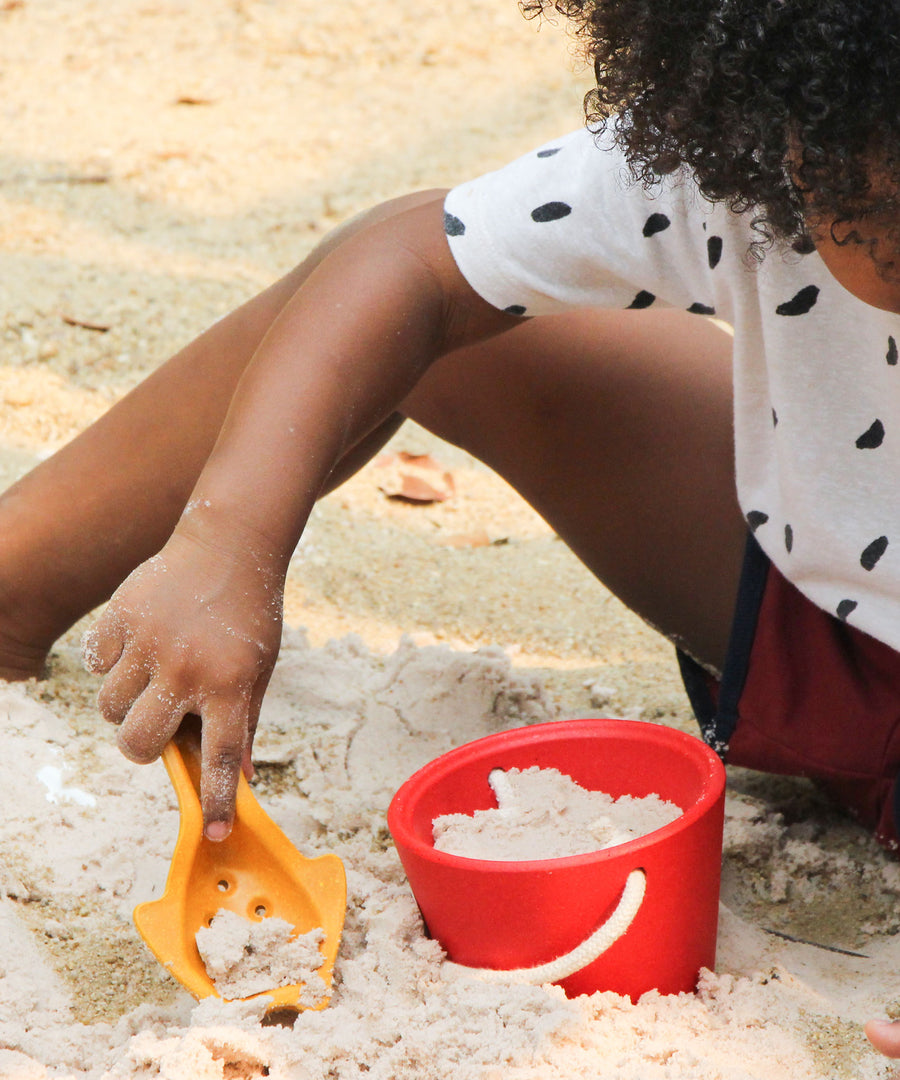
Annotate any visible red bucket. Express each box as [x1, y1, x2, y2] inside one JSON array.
[[387, 719, 726, 1000]]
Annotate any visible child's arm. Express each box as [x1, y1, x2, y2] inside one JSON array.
[[82, 196, 522, 839]]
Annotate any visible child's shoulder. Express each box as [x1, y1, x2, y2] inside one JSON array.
[[444, 125, 759, 320]]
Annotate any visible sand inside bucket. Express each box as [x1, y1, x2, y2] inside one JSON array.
[[195, 910, 327, 1004], [432, 766, 682, 861]]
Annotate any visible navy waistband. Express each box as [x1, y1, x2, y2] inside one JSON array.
[[676, 531, 770, 758]]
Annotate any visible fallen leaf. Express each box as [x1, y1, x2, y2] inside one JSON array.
[[381, 474, 453, 504], [376, 451, 455, 503], [396, 451, 443, 470], [3, 391, 33, 407], [61, 314, 111, 333], [65, 174, 111, 185], [36, 173, 111, 185], [437, 530, 491, 548], [376, 451, 448, 471]]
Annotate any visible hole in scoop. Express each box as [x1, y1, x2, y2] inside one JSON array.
[[254, 905, 267, 918], [261, 1006, 299, 1028], [217, 879, 229, 892]]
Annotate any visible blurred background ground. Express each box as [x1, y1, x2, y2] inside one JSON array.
[[3, 6, 900, 1078], [0, 0, 693, 728]]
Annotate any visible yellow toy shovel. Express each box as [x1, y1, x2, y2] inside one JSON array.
[[133, 716, 346, 1015]]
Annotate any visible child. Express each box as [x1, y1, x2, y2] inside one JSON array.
[[3, 0, 900, 1056]]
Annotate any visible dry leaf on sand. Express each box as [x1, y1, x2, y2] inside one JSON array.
[[437, 530, 492, 548], [376, 451, 455, 504], [60, 314, 111, 333]]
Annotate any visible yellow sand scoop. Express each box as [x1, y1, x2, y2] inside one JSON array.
[[133, 716, 345, 1017]]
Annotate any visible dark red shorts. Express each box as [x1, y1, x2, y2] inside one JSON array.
[[678, 535, 900, 850]]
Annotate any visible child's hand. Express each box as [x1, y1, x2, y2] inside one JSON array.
[[80, 196, 518, 839], [83, 523, 284, 840], [865, 1018, 900, 1057]]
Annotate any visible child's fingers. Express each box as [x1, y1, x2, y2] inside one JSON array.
[[81, 620, 125, 676], [96, 653, 152, 726], [199, 696, 251, 840], [865, 1019, 900, 1057], [115, 682, 187, 765], [240, 673, 271, 782]]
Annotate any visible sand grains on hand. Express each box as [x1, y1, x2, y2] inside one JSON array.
[[196, 909, 328, 1005], [433, 766, 682, 861]]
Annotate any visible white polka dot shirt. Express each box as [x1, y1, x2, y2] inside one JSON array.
[[444, 126, 900, 650]]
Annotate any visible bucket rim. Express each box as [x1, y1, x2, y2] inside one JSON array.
[[387, 718, 726, 872]]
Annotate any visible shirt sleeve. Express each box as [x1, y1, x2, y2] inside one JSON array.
[[443, 125, 736, 323]]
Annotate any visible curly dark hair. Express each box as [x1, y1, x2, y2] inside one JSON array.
[[523, 0, 900, 252]]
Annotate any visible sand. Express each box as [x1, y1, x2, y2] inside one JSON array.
[[432, 766, 682, 859], [1, 0, 900, 1077], [2, 633, 900, 1078], [195, 912, 327, 1004]]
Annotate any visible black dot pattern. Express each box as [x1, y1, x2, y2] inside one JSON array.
[[687, 302, 716, 316], [888, 336, 898, 365], [642, 213, 671, 238], [856, 420, 885, 450], [707, 236, 723, 269], [444, 212, 465, 237], [776, 285, 820, 317], [747, 510, 769, 532], [628, 290, 656, 310], [836, 599, 858, 622], [531, 201, 572, 223], [504, 304, 527, 316], [861, 536, 889, 571]]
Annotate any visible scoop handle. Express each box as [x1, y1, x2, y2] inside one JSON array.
[[160, 715, 205, 833]]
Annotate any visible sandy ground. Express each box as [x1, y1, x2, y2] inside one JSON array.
[[1, 1, 900, 1077]]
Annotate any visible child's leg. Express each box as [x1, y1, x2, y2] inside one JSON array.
[[0, 187, 739, 682], [0, 193, 440, 679], [401, 308, 743, 673]]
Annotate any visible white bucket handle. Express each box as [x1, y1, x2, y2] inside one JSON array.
[[442, 867, 647, 985]]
